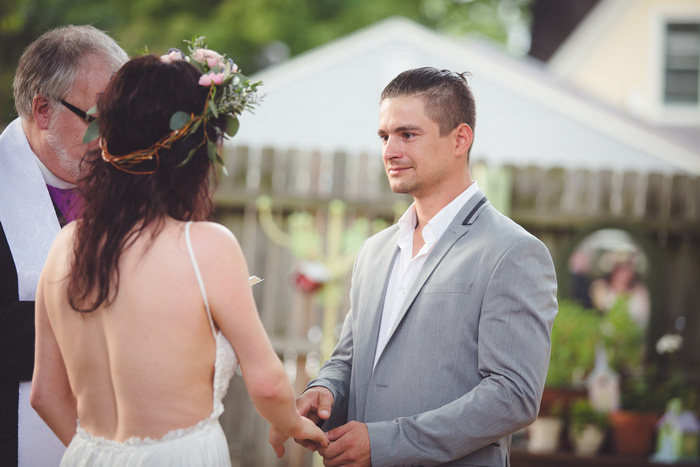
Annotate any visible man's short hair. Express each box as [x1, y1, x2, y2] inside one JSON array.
[[380, 67, 476, 137], [13, 25, 128, 120]]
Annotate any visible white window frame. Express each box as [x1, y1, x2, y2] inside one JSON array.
[[650, 6, 700, 125], [663, 23, 700, 105]]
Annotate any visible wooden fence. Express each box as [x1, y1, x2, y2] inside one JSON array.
[[213, 145, 700, 466]]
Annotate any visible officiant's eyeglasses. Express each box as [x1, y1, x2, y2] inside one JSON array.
[[60, 100, 96, 124]]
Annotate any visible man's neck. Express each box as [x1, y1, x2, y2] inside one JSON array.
[[413, 180, 471, 228], [34, 154, 75, 189]]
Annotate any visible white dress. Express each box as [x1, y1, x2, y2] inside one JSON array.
[[60, 222, 239, 466]]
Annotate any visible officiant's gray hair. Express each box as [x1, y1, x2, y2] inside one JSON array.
[[13, 25, 128, 120]]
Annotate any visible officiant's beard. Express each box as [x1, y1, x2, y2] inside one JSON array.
[[45, 123, 81, 181]]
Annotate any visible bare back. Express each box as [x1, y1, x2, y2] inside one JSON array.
[[42, 219, 220, 442]]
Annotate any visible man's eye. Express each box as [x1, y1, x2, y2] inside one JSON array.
[[379, 135, 388, 142], [403, 133, 414, 139]]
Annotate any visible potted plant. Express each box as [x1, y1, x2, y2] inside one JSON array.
[[609, 371, 665, 457], [568, 398, 610, 455], [597, 297, 661, 456], [527, 400, 564, 453], [543, 300, 602, 414], [546, 301, 602, 388], [534, 300, 604, 453]]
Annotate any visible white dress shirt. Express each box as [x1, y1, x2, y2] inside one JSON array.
[[373, 181, 480, 367]]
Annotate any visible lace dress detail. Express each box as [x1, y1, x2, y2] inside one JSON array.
[[60, 221, 239, 466]]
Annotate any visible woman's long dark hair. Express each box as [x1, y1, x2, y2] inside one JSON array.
[[68, 55, 225, 312]]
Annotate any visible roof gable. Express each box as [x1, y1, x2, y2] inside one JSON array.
[[233, 16, 700, 175]]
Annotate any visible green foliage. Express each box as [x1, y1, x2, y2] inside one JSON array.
[[548, 399, 564, 418], [621, 367, 700, 414], [601, 297, 645, 378], [169, 111, 191, 131], [547, 299, 698, 415], [545, 300, 602, 388], [569, 398, 610, 435], [82, 119, 100, 144], [619, 368, 665, 413], [224, 115, 239, 137]]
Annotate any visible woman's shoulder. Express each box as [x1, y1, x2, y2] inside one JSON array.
[[47, 221, 78, 259], [187, 220, 237, 243], [185, 221, 243, 260], [184, 221, 252, 295], [41, 222, 78, 283]]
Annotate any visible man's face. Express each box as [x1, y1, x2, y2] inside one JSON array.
[[45, 54, 114, 183], [378, 95, 459, 199]]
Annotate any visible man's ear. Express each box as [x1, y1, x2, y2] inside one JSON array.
[[32, 95, 52, 130], [454, 123, 473, 156]]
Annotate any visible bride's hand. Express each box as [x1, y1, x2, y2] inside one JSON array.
[[269, 425, 289, 458], [269, 416, 329, 458], [295, 415, 329, 449]]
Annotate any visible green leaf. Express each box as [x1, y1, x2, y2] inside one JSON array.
[[177, 147, 198, 168], [208, 99, 218, 118], [82, 119, 100, 144], [189, 60, 205, 74], [214, 150, 228, 175], [224, 115, 239, 137], [170, 111, 191, 131], [207, 141, 218, 162], [86, 104, 98, 117]]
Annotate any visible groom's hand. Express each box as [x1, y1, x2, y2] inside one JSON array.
[[294, 386, 334, 451], [318, 421, 371, 467]]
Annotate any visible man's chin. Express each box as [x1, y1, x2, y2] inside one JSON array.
[[56, 162, 81, 184], [389, 183, 412, 195]]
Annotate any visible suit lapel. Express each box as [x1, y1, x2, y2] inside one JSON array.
[[384, 191, 490, 344]]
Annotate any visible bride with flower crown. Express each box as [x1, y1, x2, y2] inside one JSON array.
[[30, 42, 327, 466]]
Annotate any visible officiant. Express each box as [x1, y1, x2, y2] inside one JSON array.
[[0, 25, 127, 466]]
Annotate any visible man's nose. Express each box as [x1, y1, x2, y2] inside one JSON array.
[[382, 136, 401, 161]]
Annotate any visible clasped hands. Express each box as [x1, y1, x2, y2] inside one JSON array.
[[269, 386, 371, 467]]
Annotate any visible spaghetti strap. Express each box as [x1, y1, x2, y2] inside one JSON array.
[[185, 221, 217, 338]]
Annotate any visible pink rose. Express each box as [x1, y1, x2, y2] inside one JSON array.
[[192, 48, 224, 69], [198, 72, 225, 87], [198, 74, 212, 86], [160, 49, 184, 64], [210, 72, 225, 85], [207, 56, 223, 69]]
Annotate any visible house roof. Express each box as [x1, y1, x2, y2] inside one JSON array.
[[233, 16, 700, 175]]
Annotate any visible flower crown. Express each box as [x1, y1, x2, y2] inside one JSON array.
[[89, 36, 261, 175]]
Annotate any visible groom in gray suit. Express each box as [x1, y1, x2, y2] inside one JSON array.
[[289, 68, 558, 466]]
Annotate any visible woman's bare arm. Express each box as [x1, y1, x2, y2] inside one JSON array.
[[194, 222, 328, 452], [31, 261, 78, 445]]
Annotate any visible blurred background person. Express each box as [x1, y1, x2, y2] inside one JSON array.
[[590, 259, 650, 329]]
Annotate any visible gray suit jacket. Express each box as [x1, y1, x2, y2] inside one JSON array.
[[308, 191, 558, 466]]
